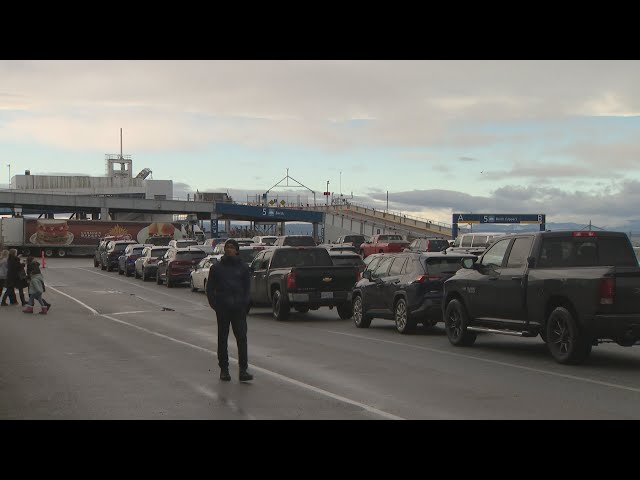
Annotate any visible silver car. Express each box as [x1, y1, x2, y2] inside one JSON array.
[[134, 246, 170, 281], [190, 255, 218, 292]]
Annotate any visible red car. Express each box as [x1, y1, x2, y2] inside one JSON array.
[[156, 247, 208, 287]]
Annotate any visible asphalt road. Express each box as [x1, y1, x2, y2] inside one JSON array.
[[1, 257, 639, 419]]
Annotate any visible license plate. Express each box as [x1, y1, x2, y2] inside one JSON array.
[[321, 291, 333, 299]]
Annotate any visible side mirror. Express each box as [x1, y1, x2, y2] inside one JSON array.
[[362, 270, 372, 280], [462, 258, 475, 269]]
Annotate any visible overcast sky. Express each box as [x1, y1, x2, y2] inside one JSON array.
[[1, 60, 640, 228]]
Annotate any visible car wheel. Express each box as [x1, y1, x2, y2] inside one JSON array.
[[190, 278, 198, 292], [135, 268, 140, 279], [94, 259, 99, 267], [118, 266, 124, 275], [125, 267, 133, 277], [444, 298, 477, 346], [394, 298, 416, 334], [45, 249, 54, 257], [337, 302, 352, 320], [352, 295, 371, 328], [57, 249, 66, 257], [156, 272, 163, 285], [166, 276, 173, 288], [272, 290, 290, 321], [101, 262, 106, 271], [546, 306, 592, 364], [294, 305, 309, 313]]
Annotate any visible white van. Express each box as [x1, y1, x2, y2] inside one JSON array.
[[448, 232, 508, 255]]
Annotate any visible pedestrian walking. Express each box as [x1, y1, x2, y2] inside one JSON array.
[[206, 238, 253, 382], [1, 249, 27, 306], [0, 249, 8, 301], [22, 261, 51, 314]]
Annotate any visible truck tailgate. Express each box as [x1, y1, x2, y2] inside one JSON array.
[[611, 267, 640, 314], [291, 266, 358, 292]]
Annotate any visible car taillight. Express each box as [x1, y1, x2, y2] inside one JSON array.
[[414, 274, 445, 283], [599, 277, 615, 304], [573, 231, 597, 237], [287, 272, 296, 289]]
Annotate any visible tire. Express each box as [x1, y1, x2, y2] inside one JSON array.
[[107, 264, 113, 272], [57, 249, 66, 258], [22, 249, 31, 256], [546, 306, 592, 364], [394, 298, 416, 334], [166, 276, 173, 288], [337, 302, 352, 320], [101, 262, 106, 271], [295, 305, 309, 313], [444, 299, 477, 346], [118, 266, 124, 275], [135, 268, 140, 279], [45, 249, 54, 257], [352, 295, 371, 328], [94, 259, 99, 267], [190, 278, 198, 292], [156, 272, 163, 285], [272, 290, 290, 321]]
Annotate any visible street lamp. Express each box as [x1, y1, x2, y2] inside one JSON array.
[[339, 171, 342, 197], [6, 164, 10, 189], [326, 180, 330, 206]]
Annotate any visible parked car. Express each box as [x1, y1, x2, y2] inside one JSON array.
[[190, 255, 218, 292], [118, 243, 148, 276], [101, 240, 138, 271], [231, 237, 255, 246], [447, 232, 508, 256], [319, 243, 359, 253], [203, 237, 229, 248], [94, 235, 131, 267], [252, 235, 278, 246], [404, 237, 450, 253], [211, 245, 265, 265], [134, 246, 170, 281], [334, 234, 368, 250], [156, 247, 208, 287], [360, 234, 409, 258], [273, 235, 317, 247], [443, 230, 640, 364], [191, 245, 215, 255], [329, 250, 365, 274], [351, 251, 476, 333], [168, 239, 199, 249]]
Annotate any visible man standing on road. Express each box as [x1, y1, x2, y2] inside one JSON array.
[[206, 239, 253, 382]]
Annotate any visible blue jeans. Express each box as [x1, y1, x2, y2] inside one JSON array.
[[27, 292, 49, 307]]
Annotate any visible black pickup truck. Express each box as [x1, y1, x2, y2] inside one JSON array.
[[443, 230, 640, 364], [248, 247, 359, 321]]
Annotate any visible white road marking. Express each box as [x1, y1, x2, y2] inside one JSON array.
[[47, 286, 99, 315], [191, 385, 257, 420], [48, 284, 403, 420], [109, 311, 154, 316], [322, 329, 640, 394]]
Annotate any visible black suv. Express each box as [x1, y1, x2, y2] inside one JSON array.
[[404, 237, 450, 253], [351, 251, 475, 333], [101, 240, 137, 271]]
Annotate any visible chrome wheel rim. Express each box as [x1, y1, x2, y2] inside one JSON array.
[[396, 301, 407, 331], [353, 298, 362, 325], [447, 307, 462, 339], [550, 316, 571, 355]]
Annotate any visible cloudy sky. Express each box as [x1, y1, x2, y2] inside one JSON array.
[[2, 60, 640, 228]]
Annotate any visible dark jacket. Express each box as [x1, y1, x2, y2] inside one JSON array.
[[206, 255, 250, 311], [6, 256, 26, 289]]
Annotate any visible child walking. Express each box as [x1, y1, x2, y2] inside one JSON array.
[[22, 261, 52, 314]]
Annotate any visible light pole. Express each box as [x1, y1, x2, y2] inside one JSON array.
[[326, 180, 330, 206], [6, 164, 10, 189], [339, 171, 342, 197]]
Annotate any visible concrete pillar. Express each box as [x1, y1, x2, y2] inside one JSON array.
[[279, 222, 285, 236], [224, 219, 231, 234], [100, 207, 109, 221], [312, 223, 319, 242]]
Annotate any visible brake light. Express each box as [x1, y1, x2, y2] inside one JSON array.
[[414, 274, 445, 283], [573, 231, 597, 237], [599, 277, 615, 305], [287, 272, 296, 289]]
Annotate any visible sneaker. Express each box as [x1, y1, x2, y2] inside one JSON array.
[[239, 370, 254, 382], [219, 368, 231, 381]]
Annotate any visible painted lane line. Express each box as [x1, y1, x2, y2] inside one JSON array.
[[50, 284, 403, 420], [191, 385, 257, 420], [47, 286, 99, 315], [109, 311, 155, 316], [322, 329, 640, 395]]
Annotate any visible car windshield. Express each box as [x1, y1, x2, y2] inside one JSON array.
[[177, 240, 198, 247], [131, 247, 145, 255], [151, 248, 169, 258], [113, 243, 133, 252], [423, 257, 469, 274], [283, 237, 316, 246], [239, 249, 261, 263], [271, 248, 332, 267], [331, 256, 364, 267], [380, 235, 403, 241], [261, 237, 277, 245]]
